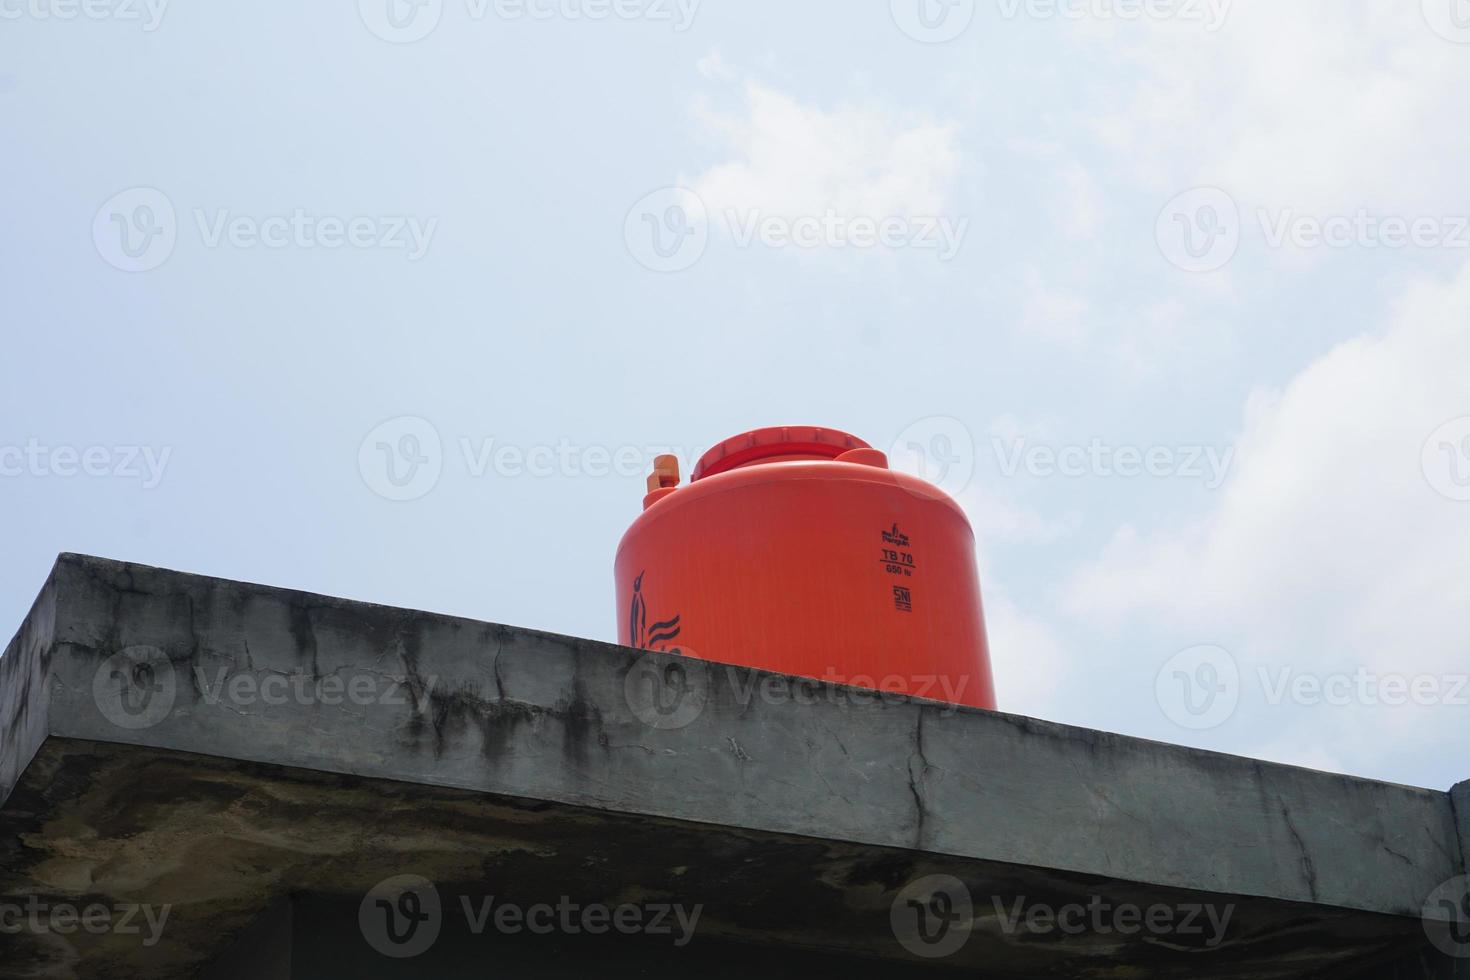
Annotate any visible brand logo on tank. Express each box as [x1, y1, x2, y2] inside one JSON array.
[[627, 570, 683, 651]]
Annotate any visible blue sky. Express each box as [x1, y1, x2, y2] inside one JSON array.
[[3, 0, 1468, 790]]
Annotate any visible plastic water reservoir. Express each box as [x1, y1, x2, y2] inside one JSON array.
[[614, 426, 995, 710]]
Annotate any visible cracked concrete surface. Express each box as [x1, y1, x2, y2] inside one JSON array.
[[1, 554, 1466, 977]]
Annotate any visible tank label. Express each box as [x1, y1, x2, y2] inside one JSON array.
[[880, 523, 917, 612]]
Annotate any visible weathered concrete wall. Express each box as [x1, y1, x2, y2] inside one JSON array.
[[0, 738, 1453, 979], [0, 569, 53, 811], [4, 554, 1465, 923], [1453, 781, 1470, 878]]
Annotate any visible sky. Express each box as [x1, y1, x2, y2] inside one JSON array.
[[2, 0, 1468, 791]]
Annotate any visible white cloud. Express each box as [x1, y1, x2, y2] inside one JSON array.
[[1018, 268, 1091, 348], [1064, 261, 1470, 782], [1085, 4, 1470, 214], [1055, 160, 1103, 240], [695, 48, 733, 82], [684, 75, 964, 221], [964, 484, 1082, 547], [985, 591, 1067, 718]]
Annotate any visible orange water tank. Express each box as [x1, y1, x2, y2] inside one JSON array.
[[614, 426, 995, 710]]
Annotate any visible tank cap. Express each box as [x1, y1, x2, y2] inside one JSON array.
[[691, 426, 871, 481]]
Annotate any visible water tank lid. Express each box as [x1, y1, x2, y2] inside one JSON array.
[[691, 426, 871, 481]]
